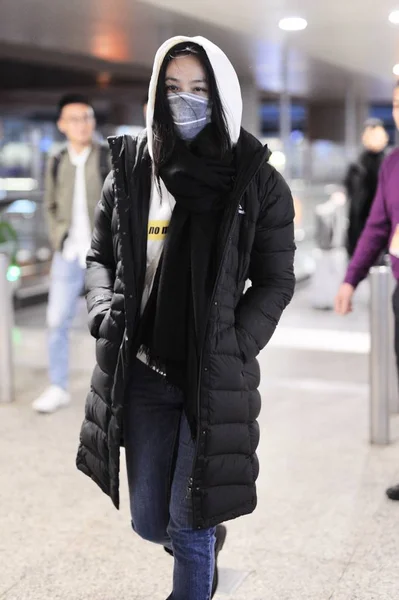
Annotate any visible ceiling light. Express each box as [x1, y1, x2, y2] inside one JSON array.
[[389, 10, 399, 24], [393, 64, 399, 76], [279, 17, 308, 31]]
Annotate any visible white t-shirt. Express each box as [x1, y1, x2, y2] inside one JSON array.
[[137, 177, 175, 370], [141, 178, 176, 313], [63, 146, 92, 268]]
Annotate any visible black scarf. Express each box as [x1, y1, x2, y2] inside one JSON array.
[[140, 125, 235, 392]]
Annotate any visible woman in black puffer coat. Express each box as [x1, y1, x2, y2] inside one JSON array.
[[77, 36, 295, 600]]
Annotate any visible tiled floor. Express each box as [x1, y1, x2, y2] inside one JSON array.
[[2, 284, 399, 599]]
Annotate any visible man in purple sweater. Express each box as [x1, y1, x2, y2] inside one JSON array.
[[335, 84, 399, 501]]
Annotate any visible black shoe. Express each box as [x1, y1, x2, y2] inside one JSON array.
[[386, 484, 399, 500], [211, 525, 227, 598]]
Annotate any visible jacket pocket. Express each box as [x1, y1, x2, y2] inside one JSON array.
[[98, 307, 112, 340], [234, 324, 259, 364], [88, 295, 112, 339]]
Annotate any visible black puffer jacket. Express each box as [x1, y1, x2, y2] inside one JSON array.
[[76, 129, 295, 529]]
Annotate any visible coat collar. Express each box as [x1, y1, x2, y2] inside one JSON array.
[[233, 129, 271, 200], [108, 128, 270, 204]]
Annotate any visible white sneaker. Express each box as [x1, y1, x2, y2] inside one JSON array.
[[32, 386, 70, 414]]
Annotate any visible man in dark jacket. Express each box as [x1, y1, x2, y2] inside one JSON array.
[[344, 118, 388, 258]]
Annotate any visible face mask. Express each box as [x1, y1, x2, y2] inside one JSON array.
[[168, 92, 211, 140]]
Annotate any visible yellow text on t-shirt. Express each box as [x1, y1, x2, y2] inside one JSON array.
[[148, 220, 169, 240]]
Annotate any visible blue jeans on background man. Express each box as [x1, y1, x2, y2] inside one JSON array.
[[47, 252, 85, 390], [124, 359, 216, 600]]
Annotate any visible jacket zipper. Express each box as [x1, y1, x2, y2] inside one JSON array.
[[191, 153, 269, 525]]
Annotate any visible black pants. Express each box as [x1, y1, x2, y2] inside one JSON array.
[[393, 284, 399, 378]]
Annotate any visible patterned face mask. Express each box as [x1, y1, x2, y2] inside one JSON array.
[[168, 92, 211, 140]]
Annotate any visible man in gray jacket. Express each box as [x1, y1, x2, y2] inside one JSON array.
[[33, 94, 109, 413]]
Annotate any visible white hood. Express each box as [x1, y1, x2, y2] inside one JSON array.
[[146, 36, 243, 159]]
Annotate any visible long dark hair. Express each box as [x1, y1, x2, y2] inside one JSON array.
[[152, 42, 231, 177]]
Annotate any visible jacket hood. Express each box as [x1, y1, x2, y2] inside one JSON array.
[[146, 35, 243, 159]]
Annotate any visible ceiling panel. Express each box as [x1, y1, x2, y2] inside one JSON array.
[[141, 0, 399, 99], [0, 0, 397, 101]]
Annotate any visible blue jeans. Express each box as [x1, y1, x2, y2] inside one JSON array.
[[47, 252, 85, 390], [124, 359, 216, 600]]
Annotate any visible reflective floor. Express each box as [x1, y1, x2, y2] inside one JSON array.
[[2, 282, 399, 599]]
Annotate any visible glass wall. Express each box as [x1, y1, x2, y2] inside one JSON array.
[[260, 101, 307, 137], [0, 117, 112, 194], [369, 104, 396, 144], [0, 118, 60, 194]]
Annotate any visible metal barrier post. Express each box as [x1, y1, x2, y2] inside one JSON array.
[[0, 253, 13, 403], [388, 274, 399, 414], [369, 266, 392, 444]]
